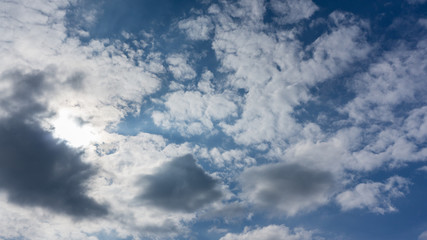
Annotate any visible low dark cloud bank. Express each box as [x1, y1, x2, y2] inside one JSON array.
[[0, 69, 108, 218], [137, 154, 222, 212]]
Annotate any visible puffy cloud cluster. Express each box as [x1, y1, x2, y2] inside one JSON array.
[[153, 90, 237, 135], [166, 54, 197, 81], [336, 176, 411, 214], [178, 16, 214, 40], [212, 10, 370, 146], [270, 0, 319, 24]]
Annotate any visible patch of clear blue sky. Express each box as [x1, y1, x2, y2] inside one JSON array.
[[64, 1, 427, 239]]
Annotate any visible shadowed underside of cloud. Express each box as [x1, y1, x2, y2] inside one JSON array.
[[0, 68, 108, 218], [0, 119, 108, 218], [240, 162, 335, 216], [137, 154, 223, 212]]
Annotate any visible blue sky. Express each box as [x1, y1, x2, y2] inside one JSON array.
[[1, 0, 427, 239]]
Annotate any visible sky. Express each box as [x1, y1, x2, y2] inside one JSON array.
[[0, 0, 427, 239]]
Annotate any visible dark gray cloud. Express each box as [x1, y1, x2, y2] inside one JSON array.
[[239, 162, 335, 215], [0, 69, 51, 116], [137, 154, 222, 212], [0, 118, 108, 218], [0, 69, 108, 218]]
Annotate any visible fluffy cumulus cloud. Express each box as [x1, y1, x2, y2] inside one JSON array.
[[220, 225, 315, 240], [270, 0, 319, 24], [201, 147, 256, 169], [212, 9, 370, 146], [344, 42, 427, 124], [336, 34, 427, 170], [239, 162, 335, 216], [336, 176, 411, 214], [179, 16, 214, 40], [152, 90, 237, 135], [166, 54, 197, 80]]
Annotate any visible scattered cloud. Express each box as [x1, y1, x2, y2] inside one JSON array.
[[166, 54, 197, 80], [344, 41, 427, 124], [270, 0, 318, 24], [179, 16, 214, 40], [214, 10, 370, 146], [152, 90, 237, 136], [202, 147, 256, 168], [336, 176, 410, 214]]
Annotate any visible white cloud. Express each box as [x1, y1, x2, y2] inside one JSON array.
[[225, 0, 266, 23], [283, 123, 427, 174], [282, 126, 363, 173], [336, 176, 410, 214], [284, 23, 427, 172], [178, 16, 214, 40], [343, 38, 427, 124], [300, 11, 371, 85], [270, 0, 318, 24], [197, 70, 215, 93], [364, 41, 427, 166], [220, 225, 315, 240], [0, 193, 106, 240], [152, 90, 237, 136], [166, 54, 197, 80], [204, 147, 256, 168], [404, 106, 427, 144], [213, 10, 370, 146]]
